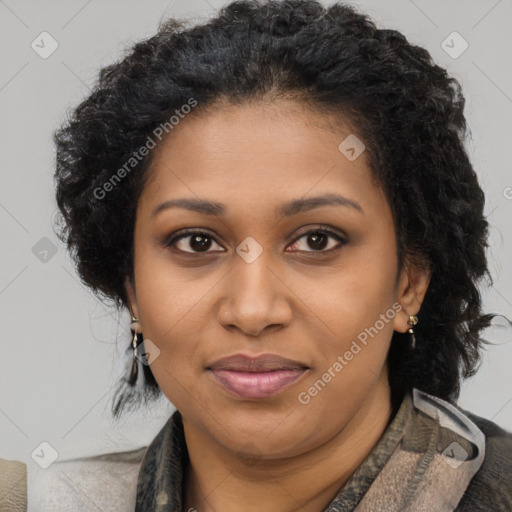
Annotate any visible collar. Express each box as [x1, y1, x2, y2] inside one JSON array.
[[135, 388, 485, 511]]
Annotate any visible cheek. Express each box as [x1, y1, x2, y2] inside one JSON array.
[[307, 246, 398, 341], [133, 235, 215, 341], [131, 251, 209, 397], [140, 311, 203, 411], [298, 239, 398, 394]]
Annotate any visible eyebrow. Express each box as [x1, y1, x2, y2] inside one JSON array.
[[151, 193, 364, 218]]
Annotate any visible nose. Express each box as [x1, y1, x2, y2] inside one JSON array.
[[217, 252, 293, 338]]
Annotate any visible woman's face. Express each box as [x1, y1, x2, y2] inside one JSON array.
[[126, 100, 427, 459]]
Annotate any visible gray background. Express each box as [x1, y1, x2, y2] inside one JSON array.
[[1, 0, 511, 470]]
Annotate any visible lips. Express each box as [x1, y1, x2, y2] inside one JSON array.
[[207, 354, 309, 399]]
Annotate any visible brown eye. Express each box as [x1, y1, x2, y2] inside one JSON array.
[[165, 230, 225, 254], [287, 229, 347, 253], [306, 232, 329, 250]]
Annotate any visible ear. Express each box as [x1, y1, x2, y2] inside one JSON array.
[[124, 275, 139, 319], [393, 258, 431, 334]]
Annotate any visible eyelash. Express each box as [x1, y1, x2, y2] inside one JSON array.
[[163, 226, 347, 256]]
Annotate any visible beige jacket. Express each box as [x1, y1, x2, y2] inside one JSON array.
[[27, 446, 146, 511]]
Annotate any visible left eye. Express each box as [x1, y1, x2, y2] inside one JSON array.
[[287, 229, 346, 253], [166, 228, 346, 254]]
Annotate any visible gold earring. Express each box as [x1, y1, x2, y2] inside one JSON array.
[[407, 315, 418, 350]]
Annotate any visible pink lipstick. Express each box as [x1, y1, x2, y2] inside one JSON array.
[[207, 354, 309, 399]]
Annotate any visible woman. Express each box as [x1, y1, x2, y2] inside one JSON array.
[[29, 0, 512, 510]]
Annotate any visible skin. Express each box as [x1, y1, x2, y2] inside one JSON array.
[[125, 99, 430, 512]]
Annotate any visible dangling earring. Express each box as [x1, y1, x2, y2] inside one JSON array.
[[407, 315, 418, 350], [129, 314, 143, 385]]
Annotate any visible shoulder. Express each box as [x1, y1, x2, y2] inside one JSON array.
[[28, 446, 147, 512], [455, 406, 512, 511]]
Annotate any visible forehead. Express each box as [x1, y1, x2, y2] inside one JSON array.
[[137, 100, 389, 221]]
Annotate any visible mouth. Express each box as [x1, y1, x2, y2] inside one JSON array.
[[207, 354, 310, 399]]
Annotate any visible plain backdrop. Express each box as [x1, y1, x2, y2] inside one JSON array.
[[1, 0, 511, 471]]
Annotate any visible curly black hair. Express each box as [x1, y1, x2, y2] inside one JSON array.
[[53, 0, 497, 419]]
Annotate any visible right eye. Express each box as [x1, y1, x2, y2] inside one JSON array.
[[165, 230, 226, 254]]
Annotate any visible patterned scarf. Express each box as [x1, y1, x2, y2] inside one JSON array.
[[135, 388, 485, 511]]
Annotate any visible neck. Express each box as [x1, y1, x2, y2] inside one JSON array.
[[183, 378, 393, 512]]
